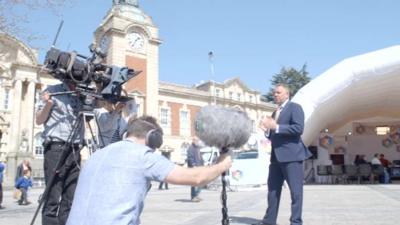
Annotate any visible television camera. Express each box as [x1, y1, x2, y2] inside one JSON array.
[[42, 44, 140, 109]]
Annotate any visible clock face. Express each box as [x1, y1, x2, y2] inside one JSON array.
[[127, 32, 144, 50]]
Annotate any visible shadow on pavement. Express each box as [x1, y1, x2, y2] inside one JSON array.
[[174, 199, 195, 203], [229, 216, 260, 224]]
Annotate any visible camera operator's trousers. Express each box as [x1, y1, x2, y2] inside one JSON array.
[[42, 142, 81, 225]]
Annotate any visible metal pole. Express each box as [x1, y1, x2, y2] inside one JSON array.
[[208, 51, 216, 105], [52, 20, 64, 47]]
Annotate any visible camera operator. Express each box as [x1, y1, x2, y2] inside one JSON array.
[[36, 80, 83, 225], [94, 101, 129, 148], [66, 115, 232, 225]]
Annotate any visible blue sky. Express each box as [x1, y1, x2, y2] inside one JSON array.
[[21, 0, 400, 93]]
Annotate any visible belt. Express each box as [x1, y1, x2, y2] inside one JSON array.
[[47, 136, 80, 144], [48, 142, 80, 146], [45, 138, 80, 148]]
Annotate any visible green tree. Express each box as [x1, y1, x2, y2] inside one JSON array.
[[263, 64, 311, 102]]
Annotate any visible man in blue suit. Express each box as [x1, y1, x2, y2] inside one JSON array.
[[255, 84, 311, 225]]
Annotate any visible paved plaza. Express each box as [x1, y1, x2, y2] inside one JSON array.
[[0, 183, 399, 225]]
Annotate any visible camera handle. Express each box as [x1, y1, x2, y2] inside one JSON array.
[[30, 111, 102, 225], [66, 51, 90, 83]]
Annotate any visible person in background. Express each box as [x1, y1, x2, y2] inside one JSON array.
[[158, 151, 171, 190], [354, 154, 370, 182], [379, 154, 391, 184], [15, 159, 31, 183], [354, 154, 367, 166], [370, 153, 386, 183], [15, 169, 33, 205], [379, 153, 391, 168], [186, 136, 204, 202], [371, 153, 381, 165], [0, 161, 5, 209]]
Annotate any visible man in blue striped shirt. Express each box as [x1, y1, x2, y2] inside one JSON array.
[[36, 81, 83, 225]]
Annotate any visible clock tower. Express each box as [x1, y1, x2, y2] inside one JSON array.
[[94, 1, 161, 117]]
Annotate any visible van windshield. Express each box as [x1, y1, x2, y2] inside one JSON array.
[[235, 150, 258, 159]]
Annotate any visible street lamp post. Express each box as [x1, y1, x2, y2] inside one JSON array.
[[208, 51, 216, 105]]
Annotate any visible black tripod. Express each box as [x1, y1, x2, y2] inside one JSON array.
[[305, 158, 316, 184], [30, 110, 101, 225]]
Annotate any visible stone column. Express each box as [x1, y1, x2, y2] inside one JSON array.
[[6, 79, 23, 181], [25, 80, 36, 155]]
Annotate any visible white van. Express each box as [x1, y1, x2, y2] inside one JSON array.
[[229, 149, 270, 186], [200, 146, 220, 166]]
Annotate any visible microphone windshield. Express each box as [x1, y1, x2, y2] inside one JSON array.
[[195, 105, 252, 149]]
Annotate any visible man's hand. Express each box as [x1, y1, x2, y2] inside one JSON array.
[[166, 152, 233, 186], [260, 116, 277, 130], [36, 91, 54, 125], [114, 102, 126, 113], [104, 102, 125, 113], [216, 153, 232, 172], [41, 91, 53, 106]]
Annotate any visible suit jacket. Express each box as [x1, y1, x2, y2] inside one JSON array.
[[268, 101, 312, 163]]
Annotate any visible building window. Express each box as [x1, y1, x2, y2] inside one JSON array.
[[229, 91, 233, 99], [215, 89, 220, 97], [237, 93, 241, 101], [180, 110, 190, 136], [35, 133, 44, 157], [159, 108, 171, 134], [249, 95, 253, 103], [3, 89, 10, 110]]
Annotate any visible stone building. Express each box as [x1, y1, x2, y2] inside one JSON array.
[[0, 1, 275, 184]]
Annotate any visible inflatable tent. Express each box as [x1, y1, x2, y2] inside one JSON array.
[[292, 46, 400, 146]]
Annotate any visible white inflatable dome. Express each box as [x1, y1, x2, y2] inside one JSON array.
[[292, 45, 400, 145]]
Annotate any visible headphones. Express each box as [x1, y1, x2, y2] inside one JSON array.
[[145, 128, 163, 149], [130, 118, 163, 149]]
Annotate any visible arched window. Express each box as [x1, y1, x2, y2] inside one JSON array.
[[34, 133, 44, 157]]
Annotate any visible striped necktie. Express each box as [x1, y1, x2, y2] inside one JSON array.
[[274, 106, 282, 120]]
